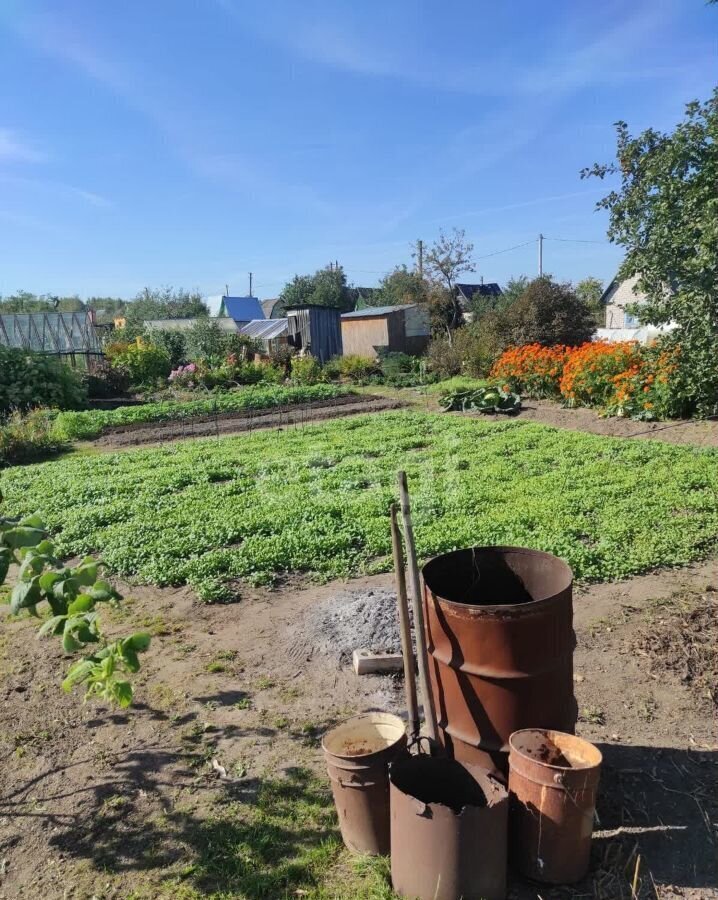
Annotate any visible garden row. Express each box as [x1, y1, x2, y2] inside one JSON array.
[[2, 411, 717, 601], [491, 340, 687, 420], [0, 383, 354, 465]]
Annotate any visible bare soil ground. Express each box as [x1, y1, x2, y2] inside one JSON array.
[[1, 558, 716, 899], [91, 394, 403, 450], [489, 398, 718, 448]]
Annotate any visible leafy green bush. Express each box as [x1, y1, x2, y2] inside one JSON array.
[[337, 355, 381, 383], [453, 324, 503, 377], [52, 383, 352, 440], [290, 356, 322, 385], [145, 328, 188, 368], [110, 342, 172, 387], [0, 347, 87, 416], [83, 361, 131, 399], [426, 336, 462, 378], [0, 409, 65, 467], [0, 509, 149, 706]]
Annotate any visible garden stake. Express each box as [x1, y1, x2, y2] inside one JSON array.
[[390, 502, 420, 741], [397, 470, 438, 744]]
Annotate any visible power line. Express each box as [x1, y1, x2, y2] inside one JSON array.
[[543, 236, 608, 245], [475, 240, 535, 260]]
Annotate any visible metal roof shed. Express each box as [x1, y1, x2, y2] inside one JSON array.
[[285, 306, 342, 363], [340, 304, 430, 358]]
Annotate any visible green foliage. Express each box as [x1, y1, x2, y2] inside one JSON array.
[[290, 356, 323, 385], [0, 290, 86, 313], [335, 355, 381, 383], [575, 276, 605, 326], [374, 266, 427, 308], [120, 287, 209, 339], [110, 342, 172, 387], [425, 335, 462, 378], [51, 384, 351, 440], [0, 409, 65, 467], [452, 324, 503, 377], [439, 385, 521, 414], [83, 361, 131, 399], [583, 89, 718, 414], [146, 328, 188, 368], [4, 413, 718, 601], [279, 265, 352, 312], [500, 276, 596, 347], [0, 347, 87, 416], [0, 510, 149, 705], [500, 275, 530, 307]]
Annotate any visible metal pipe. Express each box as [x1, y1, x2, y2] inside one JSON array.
[[397, 471, 437, 743], [390, 503, 420, 740]]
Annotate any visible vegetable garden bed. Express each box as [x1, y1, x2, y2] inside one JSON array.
[[51, 384, 354, 441], [2, 411, 718, 600]]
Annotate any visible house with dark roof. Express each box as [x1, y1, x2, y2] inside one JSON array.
[[455, 283, 502, 307], [218, 295, 264, 325]]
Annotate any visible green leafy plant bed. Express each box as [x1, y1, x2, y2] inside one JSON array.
[[51, 384, 353, 441], [3, 412, 718, 600]]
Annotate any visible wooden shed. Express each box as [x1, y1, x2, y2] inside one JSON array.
[[340, 304, 430, 358]]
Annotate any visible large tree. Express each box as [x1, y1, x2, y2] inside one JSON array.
[[419, 228, 475, 339], [277, 264, 352, 314], [120, 287, 209, 338], [582, 89, 718, 412], [375, 265, 428, 307]]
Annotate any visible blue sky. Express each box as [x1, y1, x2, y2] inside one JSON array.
[[0, 0, 715, 307]]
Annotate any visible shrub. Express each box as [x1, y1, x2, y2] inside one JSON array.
[[453, 325, 503, 378], [0, 409, 64, 467], [605, 341, 689, 420], [491, 344, 569, 398], [502, 277, 596, 347], [0, 347, 87, 416], [290, 356, 322, 385], [269, 345, 295, 379], [145, 329, 188, 368], [337, 355, 381, 383], [559, 341, 641, 407], [110, 341, 172, 387], [84, 361, 131, 399], [426, 336, 462, 378]]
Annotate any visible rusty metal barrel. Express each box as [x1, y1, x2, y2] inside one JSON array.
[[390, 754, 508, 900], [508, 728, 603, 883], [422, 546, 577, 776], [322, 712, 406, 855]]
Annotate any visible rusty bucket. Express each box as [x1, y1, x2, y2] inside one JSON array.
[[390, 754, 508, 900], [422, 546, 577, 776], [322, 712, 406, 855], [508, 728, 602, 883]]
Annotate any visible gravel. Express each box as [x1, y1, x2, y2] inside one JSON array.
[[289, 587, 413, 665]]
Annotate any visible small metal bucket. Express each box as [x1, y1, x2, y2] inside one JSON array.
[[389, 754, 508, 900], [508, 728, 602, 884], [322, 712, 407, 855]]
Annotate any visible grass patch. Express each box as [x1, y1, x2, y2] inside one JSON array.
[[3, 411, 718, 598], [51, 384, 354, 441]]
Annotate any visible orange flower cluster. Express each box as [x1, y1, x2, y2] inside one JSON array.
[[490, 344, 569, 398], [558, 341, 641, 406]]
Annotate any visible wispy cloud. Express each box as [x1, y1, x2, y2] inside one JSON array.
[[0, 127, 46, 164], [0, 174, 112, 209]]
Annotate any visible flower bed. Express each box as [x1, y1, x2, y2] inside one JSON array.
[[491, 340, 686, 420]]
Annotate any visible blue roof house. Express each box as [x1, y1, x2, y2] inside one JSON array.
[[218, 295, 264, 324]]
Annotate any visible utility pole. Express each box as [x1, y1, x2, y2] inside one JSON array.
[[538, 234, 544, 277], [417, 239, 424, 278], [225, 283, 229, 297], [248, 272, 253, 296]]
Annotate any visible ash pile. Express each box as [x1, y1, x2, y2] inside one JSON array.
[[289, 588, 413, 665]]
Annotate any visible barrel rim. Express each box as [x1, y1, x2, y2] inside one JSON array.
[[322, 712, 407, 761], [422, 545, 573, 612], [508, 728, 603, 772]]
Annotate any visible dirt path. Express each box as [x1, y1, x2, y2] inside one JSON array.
[[0, 559, 716, 898], [91, 394, 403, 450], [487, 398, 718, 448]]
